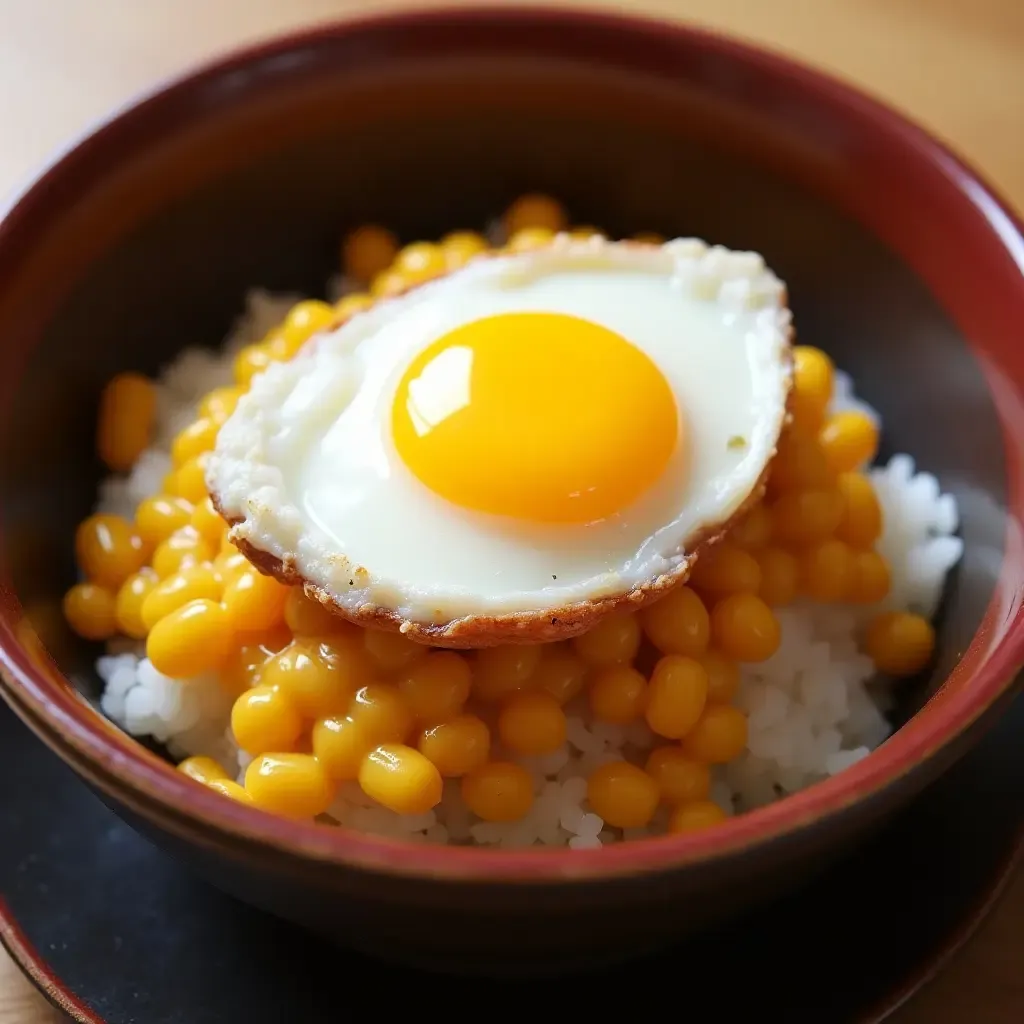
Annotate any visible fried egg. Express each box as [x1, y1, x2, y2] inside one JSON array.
[[208, 237, 793, 646]]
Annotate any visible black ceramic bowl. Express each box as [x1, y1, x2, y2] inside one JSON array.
[[1, 7, 1023, 972]]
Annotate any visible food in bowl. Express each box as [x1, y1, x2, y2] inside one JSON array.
[[62, 194, 962, 849]]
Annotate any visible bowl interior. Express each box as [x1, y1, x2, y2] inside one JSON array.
[[0, 16, 1007, 749]]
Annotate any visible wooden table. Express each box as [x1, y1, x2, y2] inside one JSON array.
[[0, 0, 1021, 1020]]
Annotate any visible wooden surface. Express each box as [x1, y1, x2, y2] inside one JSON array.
[[0, 0, 1022, 1020]]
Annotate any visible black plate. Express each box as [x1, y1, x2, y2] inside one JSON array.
[[1, 696, 1021, 1024]]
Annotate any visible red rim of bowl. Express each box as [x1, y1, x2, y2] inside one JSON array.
[[0, 5, 1023, 883]]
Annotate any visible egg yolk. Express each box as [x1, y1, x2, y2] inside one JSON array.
[[391, 313, 680, 523]]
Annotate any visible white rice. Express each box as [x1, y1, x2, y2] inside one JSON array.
[[93, 289, 963, 848]]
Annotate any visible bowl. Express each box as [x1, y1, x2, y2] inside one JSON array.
[[1, 6, 1022, 973]]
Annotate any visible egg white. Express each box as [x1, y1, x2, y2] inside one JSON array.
[[209, 237, 792, 633]]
